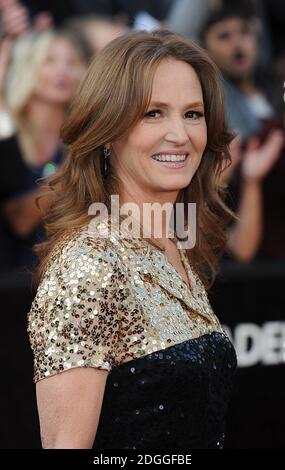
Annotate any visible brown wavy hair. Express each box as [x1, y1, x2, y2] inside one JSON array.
[[34, 29, 235, 289]]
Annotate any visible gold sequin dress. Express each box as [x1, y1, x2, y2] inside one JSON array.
[[27, 215, 237, 449]]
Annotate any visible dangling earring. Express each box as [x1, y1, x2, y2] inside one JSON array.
[[103, 146, 110, 178]]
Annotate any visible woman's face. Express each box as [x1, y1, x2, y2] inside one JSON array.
[[111, 58, 207, 203], [33, 37, 85, 105]]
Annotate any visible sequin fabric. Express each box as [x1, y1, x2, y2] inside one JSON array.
[[27, 214, 237, 448], [94, 332, 237, 449]]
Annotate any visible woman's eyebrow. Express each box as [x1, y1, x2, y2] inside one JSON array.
[[148, 101, 204, 109]]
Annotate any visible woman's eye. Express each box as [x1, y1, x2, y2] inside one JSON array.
[[185, 111, 203, 120], [45, 56, 56, 64], [144, 109, 161, 118], [144, 110, 204, 120]]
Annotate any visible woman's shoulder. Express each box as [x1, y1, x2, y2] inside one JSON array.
[[27, 220, 125, 382], [30, 219, 127, 323], [44, 219, 121, 278]]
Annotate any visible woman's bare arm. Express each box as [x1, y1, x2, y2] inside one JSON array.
[[36, 367, 109, 449], [227, 179, 263, 262], [228, 130, 284, 262]]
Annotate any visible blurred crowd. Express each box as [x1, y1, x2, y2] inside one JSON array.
[[0, 0, 284, 273]]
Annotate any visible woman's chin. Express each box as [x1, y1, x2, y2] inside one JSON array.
[[153, 176, 193, 193]]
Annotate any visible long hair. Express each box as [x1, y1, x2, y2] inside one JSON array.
[[5, 30, 88, 166], [34, 29, 235, 289]]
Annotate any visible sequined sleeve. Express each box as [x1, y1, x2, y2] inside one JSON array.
[[27, 232, 122, 383]]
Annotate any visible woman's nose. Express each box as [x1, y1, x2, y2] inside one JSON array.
[[164, 118, 189, 144]]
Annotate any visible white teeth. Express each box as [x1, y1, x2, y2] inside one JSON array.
[[151, 154, 187, 162]]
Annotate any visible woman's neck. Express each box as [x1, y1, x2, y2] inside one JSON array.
[[119, 185, 179, 245], [21, 97, 66, 166], [25, 97, 65, 136]]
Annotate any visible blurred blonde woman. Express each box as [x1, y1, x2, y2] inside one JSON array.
[[0, 30, 88, 270]]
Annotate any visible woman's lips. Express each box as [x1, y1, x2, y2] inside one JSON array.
[[151, 154, 189, 169]]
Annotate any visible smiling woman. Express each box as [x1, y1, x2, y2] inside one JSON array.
[[110, 58, 207, 195], [27, 30, 237, 449]]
